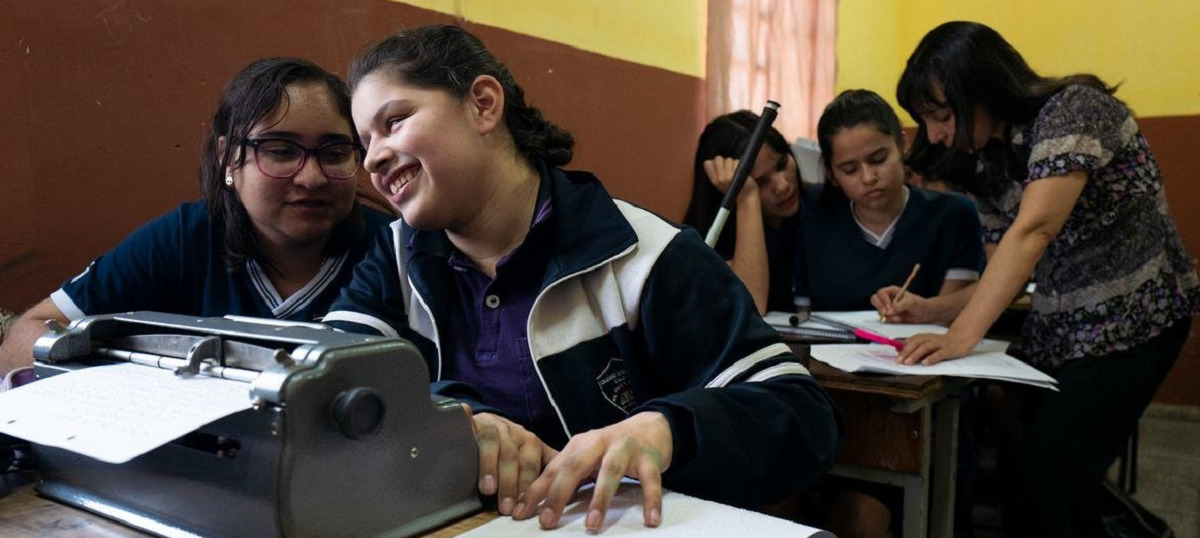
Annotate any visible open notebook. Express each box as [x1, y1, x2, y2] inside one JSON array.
[[810, 344, 1058, 390], [795, 310, 1056, 390], [460, 479, 833, 537]]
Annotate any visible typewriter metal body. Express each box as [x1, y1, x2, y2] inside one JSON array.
[[31, 311, 480, 538]]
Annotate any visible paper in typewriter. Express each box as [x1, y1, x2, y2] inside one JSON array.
[[0, 363, 252, 464], [459, 479, 834, 537]]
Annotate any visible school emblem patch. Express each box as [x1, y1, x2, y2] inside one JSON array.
[[596, 358, 634, 415]]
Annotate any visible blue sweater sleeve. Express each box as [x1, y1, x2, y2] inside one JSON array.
[[324, 224, 410, 337], [55, 204, 193, 319], [632, 229, 842, 507], [945, 194, 987, 274]]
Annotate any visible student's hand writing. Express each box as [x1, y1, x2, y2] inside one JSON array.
[[896, 331, 975, 365], [871, 286, 933, 324], [471, 412, 558, 516], [703, 156, 758, 203], [512, 411, 673, 532]]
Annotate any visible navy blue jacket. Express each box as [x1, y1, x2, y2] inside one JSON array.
[[325, 167, 841, 507], [53, 201, 393, 322]]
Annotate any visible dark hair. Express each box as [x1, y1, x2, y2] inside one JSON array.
[[198, 57, 364, 273], [897, 21, 1118, 197], [683, 110, 792, 238], [815, 89, 906, 206], [348, 24, 574, 167]]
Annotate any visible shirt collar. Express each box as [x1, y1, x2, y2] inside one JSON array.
[[409, 160, 555, 262], [851, 185, 910, 249]]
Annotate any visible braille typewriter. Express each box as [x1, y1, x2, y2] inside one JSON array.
[[29, 311, 480, 537]]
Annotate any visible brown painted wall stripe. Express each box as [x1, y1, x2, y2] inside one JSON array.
[[1141, 115, 1200, 407], [0, 0, 703, 312]]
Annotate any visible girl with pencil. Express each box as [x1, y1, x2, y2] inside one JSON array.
[[888, 21, 1198, 536], [798, 89, 985, 313], [798, 89, 988, 538], [322, 24, 840, 532]]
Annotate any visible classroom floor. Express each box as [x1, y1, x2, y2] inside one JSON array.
[[1126, 404, 1200, 538], [964, 403, 1200, 538]]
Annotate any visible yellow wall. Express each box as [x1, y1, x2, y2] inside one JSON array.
[[837, 0, 1200, 120], [397, 0, 706, 77]]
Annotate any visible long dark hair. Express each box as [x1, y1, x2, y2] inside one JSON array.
[[683, 110, 792, 240], [198, 57, 364, 273], [815, 89, 905, 207], [348, 24, 574, 168], [897, 21, 1118, 197]]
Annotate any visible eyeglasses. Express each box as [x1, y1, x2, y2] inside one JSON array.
[[242, 138, 364, 180]]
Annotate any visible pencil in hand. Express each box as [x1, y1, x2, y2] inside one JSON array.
[[880, 263, 921, 323]]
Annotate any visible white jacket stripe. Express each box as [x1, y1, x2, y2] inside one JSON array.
[[705, 343, 793, 388], [526, 201, 680, 361], [321, 311, 400, 338], [50, 289, 86, 321]]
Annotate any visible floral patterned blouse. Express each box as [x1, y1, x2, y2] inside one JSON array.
[[975, 85, 1198, 369]]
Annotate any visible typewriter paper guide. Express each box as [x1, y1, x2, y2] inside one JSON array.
[[0, 363, 252, 464]]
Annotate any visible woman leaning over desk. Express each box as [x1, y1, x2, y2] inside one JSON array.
[[879, 21, 1198, 537], [0, 57, 393, 389]]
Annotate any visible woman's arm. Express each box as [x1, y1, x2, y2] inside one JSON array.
[[898, 170, 1087, 364], [0, 298, 68, 376]]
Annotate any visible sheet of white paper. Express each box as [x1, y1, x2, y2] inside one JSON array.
[[0, 363, 253, 464], [810, 344, 1058, 390], [459, 480, 833, 538]]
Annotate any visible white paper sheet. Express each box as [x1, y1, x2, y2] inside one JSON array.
[[810, 344, 1058, 390], [0, 363, 253, 463], [460, 480, 833, 537]]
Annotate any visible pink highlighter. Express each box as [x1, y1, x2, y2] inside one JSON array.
[[854, 328, 905, 352]]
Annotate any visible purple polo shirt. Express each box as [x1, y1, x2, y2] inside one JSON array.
[[13, 369, 36, 386], [441, 189, 567, 448]]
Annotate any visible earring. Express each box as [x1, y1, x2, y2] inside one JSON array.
[[224, 175, 234, 187]]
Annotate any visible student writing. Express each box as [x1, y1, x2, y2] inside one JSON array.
[[800, 88, 987, 538], [800, 89, 985, 313]]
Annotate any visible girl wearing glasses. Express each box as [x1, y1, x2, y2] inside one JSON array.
[[322, 25, 839, 532], [0, 57, 392, 386]]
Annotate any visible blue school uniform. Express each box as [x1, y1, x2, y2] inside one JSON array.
[[795, 185, 985, 311], [324, 163, 841, 508], [51, 201, 393, 322]]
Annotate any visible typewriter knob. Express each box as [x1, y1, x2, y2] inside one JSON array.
[[331, 388, 385, 440]]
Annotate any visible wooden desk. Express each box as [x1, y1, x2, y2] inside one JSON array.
[[794, 344, 966, 538], [0, 476, 497, 537]]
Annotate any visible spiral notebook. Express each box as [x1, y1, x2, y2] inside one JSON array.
[[763, 312, 855, 342]]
